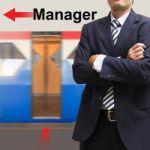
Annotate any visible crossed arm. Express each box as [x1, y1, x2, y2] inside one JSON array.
[[72, 24, 112, 86], [72, 21, 150, 85]]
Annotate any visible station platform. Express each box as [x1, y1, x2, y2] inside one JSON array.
[[0, 123, 79, 150]]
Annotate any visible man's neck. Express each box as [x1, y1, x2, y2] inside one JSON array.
[[111, 8, 132, 19]]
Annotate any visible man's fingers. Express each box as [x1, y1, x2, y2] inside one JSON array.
[[88, 55, 97, 64], [131, 43, 146, 50], [130, 47, 144, 55], [136, 55, 144, 60], [129, 53, 144, 60], [88, 56, 92, 64], [133, 51, 144, 58], [127, 43, 145, 60]]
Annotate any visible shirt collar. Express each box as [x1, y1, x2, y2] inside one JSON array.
[[110, 10, 131, 26]]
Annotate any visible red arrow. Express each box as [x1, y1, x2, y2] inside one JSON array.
[[4, 8, 33, 21]]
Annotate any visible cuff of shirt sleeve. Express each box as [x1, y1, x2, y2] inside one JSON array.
[[92, 54, 106, 72]]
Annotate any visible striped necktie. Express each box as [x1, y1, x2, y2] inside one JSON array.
[[102, 19, 121, 110], [111, 19, 121, 44]]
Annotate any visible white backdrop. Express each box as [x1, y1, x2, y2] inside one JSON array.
[[0, 0, 149, 31]]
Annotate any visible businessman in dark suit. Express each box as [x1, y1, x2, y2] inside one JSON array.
[[72, 0, 150, 149]]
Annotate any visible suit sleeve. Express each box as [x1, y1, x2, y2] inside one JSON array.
[[72, 24, 111, 86], [100, 20, 150, 84]]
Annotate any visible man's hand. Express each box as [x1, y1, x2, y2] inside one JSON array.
[[88, 43, 145, 65], [88, 54, 97, 65], [127, 43, 146, 60]]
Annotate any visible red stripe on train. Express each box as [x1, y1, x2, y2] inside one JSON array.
[[0, 32, 31, 40], [62, 32, 81, 39]]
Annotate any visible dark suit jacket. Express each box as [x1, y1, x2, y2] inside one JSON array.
[[72, 10, 150, 150]]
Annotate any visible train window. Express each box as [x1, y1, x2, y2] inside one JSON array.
[[32, 32, 61, 118], [0, 43, 25, 59], [0, 43, 26, 76]]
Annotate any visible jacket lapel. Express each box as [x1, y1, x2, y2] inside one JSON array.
[[94, 14, 114, 55], [94, 10, 139, 56], [114, 10, 140, 55]]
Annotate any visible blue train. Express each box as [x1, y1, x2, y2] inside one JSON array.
[[0, 40, 84, 123]]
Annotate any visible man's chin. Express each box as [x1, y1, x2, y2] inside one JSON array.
[[112, 3, 128, 11]]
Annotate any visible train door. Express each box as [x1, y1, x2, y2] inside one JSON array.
[[32, 32, 61, 118]]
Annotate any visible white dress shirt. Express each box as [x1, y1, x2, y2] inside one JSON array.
[[92, 10, 131, 72]]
